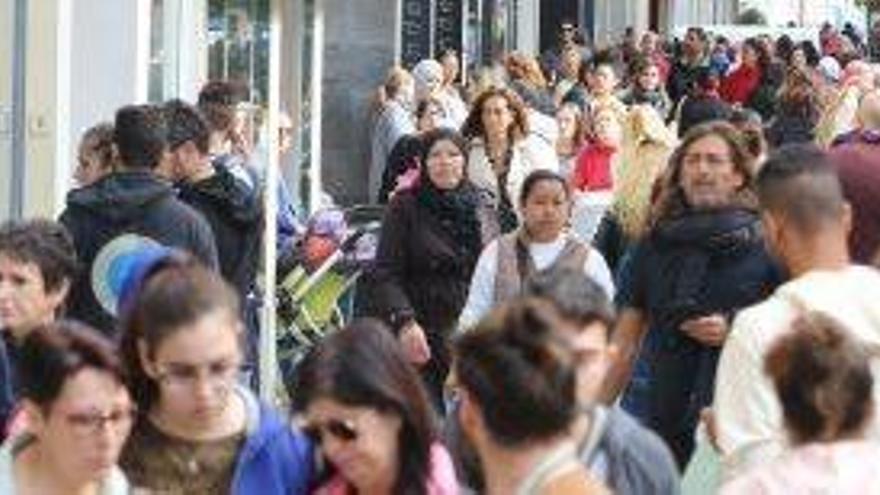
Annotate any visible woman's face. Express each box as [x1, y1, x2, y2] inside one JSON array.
[[141, 308, 243, 429], [75, 143, 108, 187], [791, 48, 807, 69], [481, 95, 514, 139], [426, 138, 465, 190], [417, 102, 444, 132], [0, 255, 66, 339], [637, 65, 660, 92], [522, 179, 570, 242], [29, 368, 133, 487], [305, 398, 402, 493], [592, 66, 617, 96], [742, 44, 758, 67], [593, 113, 623, 148], [556, 106, 579, 141]]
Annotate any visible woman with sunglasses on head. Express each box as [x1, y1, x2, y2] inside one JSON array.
[[0, 321, 133, 495], [118, 260, 313, 494], [292, 319, 458, 495]]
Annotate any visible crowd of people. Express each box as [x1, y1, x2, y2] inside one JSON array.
[[0, 19, 880, 494]]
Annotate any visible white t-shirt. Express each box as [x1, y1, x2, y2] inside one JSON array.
[[713, 265, 880, 481], [458, 234, 615, 331]]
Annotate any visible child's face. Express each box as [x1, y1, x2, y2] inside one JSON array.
[[594, 114, 622, 147], [637, 65, 660, 91], [592, 66, 617, 96]]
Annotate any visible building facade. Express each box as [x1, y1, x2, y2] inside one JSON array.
[[0, 0, 742, 217]]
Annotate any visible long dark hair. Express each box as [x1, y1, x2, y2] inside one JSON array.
[[651, 121, 757, 225], [119, 263, 241, 412], [292, 319, 437, 495]]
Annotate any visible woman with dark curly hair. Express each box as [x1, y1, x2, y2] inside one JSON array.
[[462, 87, 558, 233]]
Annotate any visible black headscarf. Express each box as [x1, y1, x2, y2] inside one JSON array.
[[415, 128, 484, 260]]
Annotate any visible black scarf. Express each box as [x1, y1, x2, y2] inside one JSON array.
[[416, 179, 484, 261], [651, 208, 764, 328]]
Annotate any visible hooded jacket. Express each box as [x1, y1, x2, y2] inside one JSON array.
[[177, 165, 263, 299], [232, 387, 315, 494], [59, 171, 218, 335]]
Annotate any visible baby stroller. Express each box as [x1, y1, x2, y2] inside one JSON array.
[[275, 206, 382, 398]]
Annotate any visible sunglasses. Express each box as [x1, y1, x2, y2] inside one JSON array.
[[304, 419, 359, 444]]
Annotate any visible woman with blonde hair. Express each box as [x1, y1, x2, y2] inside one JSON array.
[[594, 105, 676, 273]]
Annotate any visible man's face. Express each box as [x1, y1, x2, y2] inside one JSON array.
[[685, 30, 705, 58], [679, 135, 744, 209], [561, 320, 614, 404]]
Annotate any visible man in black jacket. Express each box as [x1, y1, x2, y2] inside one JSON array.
[[163, 99, 263, 301], [60, 104, 218, 335]]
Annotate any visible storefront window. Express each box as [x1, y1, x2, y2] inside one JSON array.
[[148, 0, 166, 102], [207, 0, 270, 105]]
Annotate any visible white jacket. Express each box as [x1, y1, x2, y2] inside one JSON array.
[[466, 136, 559, 208]]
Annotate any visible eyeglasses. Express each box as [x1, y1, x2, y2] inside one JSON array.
[[304, 418, 359, 444], [62, 406, 137, 437], [155, 359, 242, 392]]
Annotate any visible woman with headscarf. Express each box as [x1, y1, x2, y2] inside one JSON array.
[[412, 59, 467, 129], [369, 128, 499, 409]]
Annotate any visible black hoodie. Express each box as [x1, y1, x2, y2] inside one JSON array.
[[177, 165, 263, 299], [59, 170, 218, 335]]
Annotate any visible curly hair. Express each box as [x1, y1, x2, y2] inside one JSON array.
[[460, 86, 530, 143], [650, 121, 757, 225]]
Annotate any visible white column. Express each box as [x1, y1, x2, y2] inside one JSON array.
[[22, 0, 72, 217], [260, 0, 282, 404], [308, 1, 324, 214], [0, 0, 14, 219], [67, 0, 152, 203], [161, 0, 209, 101], [516, 0, 539, 55]]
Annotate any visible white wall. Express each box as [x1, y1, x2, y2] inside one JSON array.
[[594, 0, 650, 46], [68, 0, 151, 190], [0, 0, 13, 219]]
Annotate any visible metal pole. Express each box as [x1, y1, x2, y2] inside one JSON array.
[[11, 0, 27, 219], [307, 0, 324, 214], [259, 0, 282, 404]]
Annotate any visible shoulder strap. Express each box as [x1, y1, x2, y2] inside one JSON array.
[[494, 233, 523, 306], [578, 407, 610, 465]]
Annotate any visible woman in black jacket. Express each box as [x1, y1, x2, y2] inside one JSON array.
[[369, 128, 499, 409]]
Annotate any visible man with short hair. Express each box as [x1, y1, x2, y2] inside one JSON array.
[[828, 89, 880, 263], [60, 104, 218, 334], [526, 268, 681, 495], [0, 219, 78, 437], [713, 144, 880, 480], [163, 99, 262, 301], [667, 27, 710, 105]]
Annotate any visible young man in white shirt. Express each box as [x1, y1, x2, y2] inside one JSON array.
[[713, 143, 880, 480]]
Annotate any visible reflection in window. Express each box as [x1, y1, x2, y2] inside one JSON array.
[[207, 0, 270, 106], [148, 0, 166, 102]]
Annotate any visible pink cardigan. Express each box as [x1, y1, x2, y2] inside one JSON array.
[[315, 443, 459, 495]]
